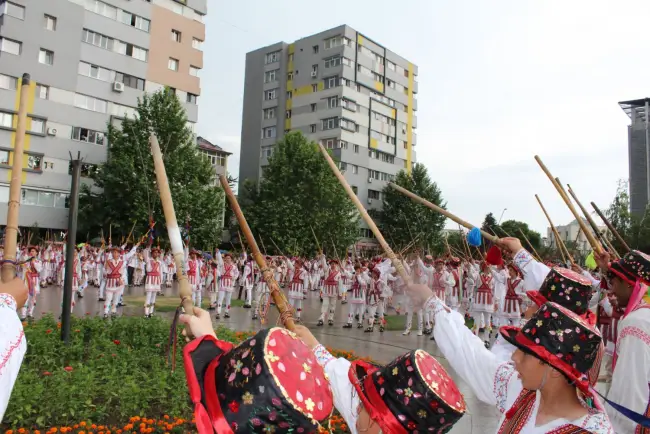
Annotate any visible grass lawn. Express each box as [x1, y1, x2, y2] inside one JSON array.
[[382, 311, 474, 331], [123, 295, 246, 312]]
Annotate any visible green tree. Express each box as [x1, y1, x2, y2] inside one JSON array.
[[238, 131, 359, 257], [78, 90, 224, 250], [377, 163, 446, 254], [498, 219, 543, 251], [481, 212, 500, 236]]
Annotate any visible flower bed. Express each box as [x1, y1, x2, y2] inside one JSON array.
[[2, 316, 361, 433]]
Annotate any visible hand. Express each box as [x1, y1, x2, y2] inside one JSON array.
[[1, 278, 28, 310], [496, 237, 523, 255], [404, 284, 434, 310], [179, 307, 216, 340], [594, 250, 611, 272], [292, 325, 320, 350], [571, 263, 584, 274]]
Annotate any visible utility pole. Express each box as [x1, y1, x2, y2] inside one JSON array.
[[61, 152, 82, 344]]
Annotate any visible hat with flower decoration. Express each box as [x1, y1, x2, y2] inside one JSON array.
[[348, 349, 466, 433], [609, 250, 650, 285], [183, 327, 334, 434], [525, 267, 594, 321], [500, 302, 603, 396]]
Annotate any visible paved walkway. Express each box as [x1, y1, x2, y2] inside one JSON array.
[[33, 283, 501, 433]]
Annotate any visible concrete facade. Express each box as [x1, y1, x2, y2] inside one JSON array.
[[239, 25, 418, 242], [620, 98, 650, 216], [0, 0, 207, 229], [546, 217, 608, 254]]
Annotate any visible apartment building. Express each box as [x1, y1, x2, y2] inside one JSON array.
[[239, 25, 418, 242], [619, 98, 650, 216], [0, 0, 206, 230]]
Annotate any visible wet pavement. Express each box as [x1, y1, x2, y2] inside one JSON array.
[[33, 283, 500, 433]]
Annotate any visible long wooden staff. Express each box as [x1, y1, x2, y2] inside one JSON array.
[[535, 194, 574, 265], [310, 225, 322, 254], [219, 175, 296, 331], [591, 202, 631, 253], [318, 145, 410, 283], [566, 185, 619, 258], [258, 233, 268, 256], [389, 183, 499, 243], [270, 237, 286, 257], [534, 156, 603, 254], [149, 134, 193, 314], [1, 74, 30, 282]]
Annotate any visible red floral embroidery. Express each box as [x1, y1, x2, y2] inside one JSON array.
[[228, 400, 240, 413]]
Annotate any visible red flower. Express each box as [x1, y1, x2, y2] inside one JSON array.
[[112, 354, 116, 357], [46, 329, 52, 334], [228, 401, 240, 413], [377, 376, 385, 385], [64, 366, 73, 372], [407, 421, 416, 430], [113, 340, 120, 345], [43, 371, 51, 376], [430, 400, 439, 409]]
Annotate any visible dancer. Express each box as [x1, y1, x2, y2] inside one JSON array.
[[215, 251, 239, 319], [286, 257, 308, 322], [318, 256, 341, 326], [20, 245, 42, 320], [143, 247, 163, 317]]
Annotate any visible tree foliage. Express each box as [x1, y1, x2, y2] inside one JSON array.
[[377, 163, 446, 254], [78, 90, 224, 250], [605, 180, 650, 254], [481, 214, 544, 255], [237, 132, 359, 256]]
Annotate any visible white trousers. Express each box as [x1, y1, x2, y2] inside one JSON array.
[[217, 290, 233, 314], [104, 290, 120, 315], [145, 291, 158, 315], [319, 296, 338, 321], [288, 297, 303, 318], [346, 302, 365, 324]]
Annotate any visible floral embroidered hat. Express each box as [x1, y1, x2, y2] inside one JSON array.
[[609, 249, 650, 285], [183, 327, 334, 434], [500, 302, 603, 396], [526, 267, 593, 317], [349, 349, 466, 433]]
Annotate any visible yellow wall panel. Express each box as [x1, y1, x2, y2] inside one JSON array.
[[370, 138, 378, 149], [357, 34, 364, 45], [374, 81, 384, 93]]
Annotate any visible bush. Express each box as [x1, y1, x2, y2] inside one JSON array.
[[3, 316, 360, 433]]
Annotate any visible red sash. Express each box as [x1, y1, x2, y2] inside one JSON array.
[[506, 278, 522, 299], [106, 260, 123, 278], [223, 264, 234, 279], [292, 269, 304, 284], [188, 260, 197, 276], [478, 273, 492, 291], [147, 260, 161, 277], [324, 270, 339, 286]]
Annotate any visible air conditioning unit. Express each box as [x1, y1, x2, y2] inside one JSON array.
[[368, 177, 373, 183], [46, 128, 57, 136], [112, 81, 124, 92], [310, 71, 317, 78], [367, 198, 373, 204]]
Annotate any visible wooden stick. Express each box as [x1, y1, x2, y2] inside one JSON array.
[[149, 134, 193, 314], [534, 156, 602, 254], [310, 225, 322, 254], [535, 194, 574, 265], [566, 185, 615, 257], [2, 74, 30, 282], [319, 144, 410, 284], [591, 202, 631, 253], [258, 233, 268, 256], [269, 237, 285, 257], [389, 183, 499, 243], [219, 175, 296, 331]]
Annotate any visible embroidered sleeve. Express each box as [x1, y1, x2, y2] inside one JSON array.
[[0, 293, 27, 420], [312, 344, 335, 368], [512, 249, 534, 271], [493, 362, 517, 414], [580, 410, 614, 434]]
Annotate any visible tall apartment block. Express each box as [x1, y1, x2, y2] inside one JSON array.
[[620, 98, 650, 216], [0, 0, 206, 230], [240, 25, 418, 241]]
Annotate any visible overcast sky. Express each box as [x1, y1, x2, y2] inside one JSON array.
[[196, 0, 648, 235]]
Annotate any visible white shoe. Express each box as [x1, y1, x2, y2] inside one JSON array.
[[417, 330, 424, 336], [402, 330, 411, 336]]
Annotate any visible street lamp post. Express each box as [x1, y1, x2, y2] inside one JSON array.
[[498, 208, 508, 225]]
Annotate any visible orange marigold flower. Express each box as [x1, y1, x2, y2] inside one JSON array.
[[78, 431, 86, 434], [18, 429, 25, 434], [80, 422, 86, 427], [163, 415, 169, 420], [51, 429, 58, 433], [35, 431, 41, 434], [91, 424, 97, 429], [5, 430, 13, 434]]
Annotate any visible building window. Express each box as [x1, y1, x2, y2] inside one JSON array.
[[351, 186, 358, 195], [286, 91, 292, 99], [171, 29, 182, 42], [69, 162, 99, 178], [352, 165, 358, 174], [340, 118, 356, 132], [119, 10, 150, 32], [115, 41, 148, 61], [186, 93, 198, 104], [0, 73, 17, 91], [78, 62, 112, 82], [264, 89, 277, 100], [0, 150, 9, 164], [287, 72, 293, 81], [341, 98, 357, 112], [285, 110, 292, 119], [311, 103, 316, 112], [189, 66, 200, 77], [27, 155, 42, 171], [115, 72, 145, 90], [264, 69, 278, 83], [324, 56, 341, 68], [30, 119, 45, 134], [324, 138, 336, 149], [44, 14, 57, 30], [327, 96, 339, 109], [368, 189, 380, 200], [324, 36, 342, 49], [322, 117, 339, 131], [72, 126, 105, 145], [36, 84, 49, 99], [263, 107, 276, 119], [312, 45, 319, 54], [262, 126, 276, 139], [310, 124, 316, 133], [339, 140, 348, 149], [192, 38, 203, 50], [354, 144, 359, 153], [82, 29, 113, 50], [311, 84, 318, 92], [0, 111, 13, 128], [86, 0, 117, 19], [324, 76, 338, 89], [74, 94, 107, 113], [265, 50, 280, 64], [168, 58, 179, 71], [1, 1, 24, 19], [0, 38, 21, 55]]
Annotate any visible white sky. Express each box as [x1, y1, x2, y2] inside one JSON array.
[[197, 0, 648, 234]]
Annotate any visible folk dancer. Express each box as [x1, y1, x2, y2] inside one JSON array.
[[20, 246, 42, 320], [447, 257, 463, 311], [490, 263, 509, 329], [252, 256, 275, 321], [416, 254, 435, 334], [499, 264, 523, 326], [318, 256, 342, 326], [241, 253, 254, 308], [343, 265, 367, 329], [62, 248, 81, 314], [471, 261, 494, 345], [103, 246, 127, 317], [117, 244, 138, 306], [186, 248, 202, 308], [76, 254, 91, 298], [595, 249, 650, 433], [215, 251, 239, 319], [143, 247, 163, 317], [164, 251, 175, 288], [205, 258, 219, 310], [133, 251, 146, 286], [286, 257, 308, 322]]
